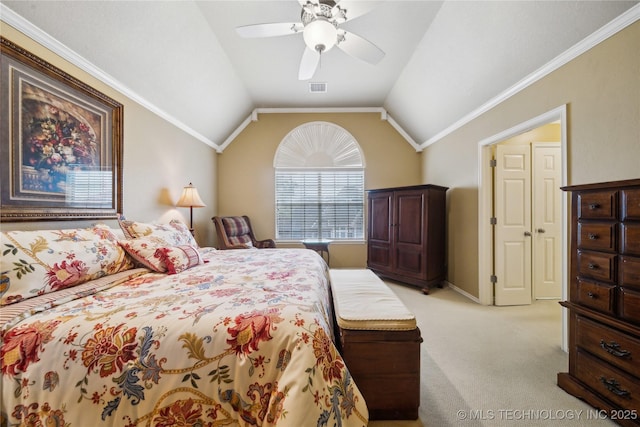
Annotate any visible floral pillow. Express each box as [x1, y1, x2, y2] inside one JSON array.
[[118, 237, 202, 274], [0, 225, 135, 306], [155, 245, 203, 274], [118, 218, 198, 247]]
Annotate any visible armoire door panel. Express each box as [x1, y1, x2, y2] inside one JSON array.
[[395, 248, 424, 279], [368, 192, 392, 243], [368, 244, 391, 270], [396, 193, 425, 246]]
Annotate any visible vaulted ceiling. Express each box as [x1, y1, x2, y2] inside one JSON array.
[[3, 1, 638, 151]]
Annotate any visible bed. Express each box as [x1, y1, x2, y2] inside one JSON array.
[[0, 221, 368, 426]]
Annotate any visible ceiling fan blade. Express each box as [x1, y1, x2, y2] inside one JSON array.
[[298, 47, 320, 80], [337, 30, 385, 64], [236, 22, 303, 38], [333, 0, 382, 22]]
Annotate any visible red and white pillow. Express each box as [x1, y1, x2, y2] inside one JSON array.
[[118, 236, 202, 274]]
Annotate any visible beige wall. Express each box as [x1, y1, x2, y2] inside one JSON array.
[[423, 21, 640, 298], [0, 24, 218, 246], [217, 112, 423, 267], [500, 122, 561, 146]]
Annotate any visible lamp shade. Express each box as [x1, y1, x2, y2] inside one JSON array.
[[303, 18, 337, 53], [176, 183, 206, 208]]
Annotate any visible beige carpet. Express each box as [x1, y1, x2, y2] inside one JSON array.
[[367, 282, 616, 427]]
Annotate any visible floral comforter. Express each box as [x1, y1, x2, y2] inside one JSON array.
[[1, 248, 368, 426]]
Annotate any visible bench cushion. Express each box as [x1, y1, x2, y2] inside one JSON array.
[[329, 269, 416, 331]]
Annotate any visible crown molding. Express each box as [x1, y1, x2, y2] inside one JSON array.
[[0, 4, 218, 150], [419, 3, 640, 150], [218, 107, 420, 153]]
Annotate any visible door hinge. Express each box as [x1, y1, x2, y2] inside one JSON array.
[[490, 275, 497, 283], [490, 159, 497, 168], [490, 217, 497, 225]]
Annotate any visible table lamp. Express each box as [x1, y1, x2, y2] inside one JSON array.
[[176, 182, 206, 234]]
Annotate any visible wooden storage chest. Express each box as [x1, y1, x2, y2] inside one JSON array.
[[329, 269, 422, 420]]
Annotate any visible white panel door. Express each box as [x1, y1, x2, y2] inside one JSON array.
[[495, 144, 532, 306], [532, 143, 562, 299]]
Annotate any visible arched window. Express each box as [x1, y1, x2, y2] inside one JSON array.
[[274, 122, 365, 241]]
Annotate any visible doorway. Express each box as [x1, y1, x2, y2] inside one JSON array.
[[477, 105, 569, 349]]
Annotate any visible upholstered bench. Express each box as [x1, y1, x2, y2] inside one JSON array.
[[329, 269, 422, 420]]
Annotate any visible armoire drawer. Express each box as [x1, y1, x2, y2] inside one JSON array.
[[621, 256, 640, 290], [576, 279, 616, 314], [621, 224, 640, 256], [578, 251, 617, 283], [578, 191, 618, 220], [578, 222, 617, 252], [575, 350, 640, 410], [622, 188, 640, 221], [619, 287, 640, 325], [576, 316, 639, 374]]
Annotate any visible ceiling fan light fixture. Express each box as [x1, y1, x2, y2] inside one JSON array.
[[303, 18, 337, 53]]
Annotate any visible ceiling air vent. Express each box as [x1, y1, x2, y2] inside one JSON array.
[[309, 82, 327, 93]]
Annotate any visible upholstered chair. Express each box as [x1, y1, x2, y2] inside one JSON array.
[[212, 216, 276, 250]]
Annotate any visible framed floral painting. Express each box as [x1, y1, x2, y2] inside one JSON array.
[[0, 37, 123, 222]]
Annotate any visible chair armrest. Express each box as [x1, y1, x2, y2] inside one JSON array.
[[254, 239, 276, 248], [227, 243, 254, 249]]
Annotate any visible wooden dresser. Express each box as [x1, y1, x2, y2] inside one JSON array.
[[558, 179, 640, 426], [367, 184, 448, 294]]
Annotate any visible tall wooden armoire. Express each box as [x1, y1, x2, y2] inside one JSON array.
[[367, 184, 448, 294]]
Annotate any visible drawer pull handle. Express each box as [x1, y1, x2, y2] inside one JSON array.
[[589, 203, 601, 210], [599, 377, 630, 397], [587, 291, 597, 299], [588, 263, 598, 270], [588, 233, 598, 240], [600, 340, 631, 358]]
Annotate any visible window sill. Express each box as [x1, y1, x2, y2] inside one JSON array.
[[276, 240, 366, 245]]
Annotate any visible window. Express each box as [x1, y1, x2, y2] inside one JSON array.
[[274, 122, 364, 241], [276, 169, 364, 240]]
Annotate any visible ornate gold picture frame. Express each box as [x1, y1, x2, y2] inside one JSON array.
[[1, 37, 123, 222]]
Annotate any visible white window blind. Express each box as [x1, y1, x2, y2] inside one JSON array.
[[276, 169, 364, 240], [65, 168, 112, 208]]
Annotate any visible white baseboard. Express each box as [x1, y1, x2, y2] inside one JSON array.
[[442, 281, 483, 305]]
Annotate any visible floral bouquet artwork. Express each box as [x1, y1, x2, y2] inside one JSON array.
[[20, 81, 102, 195]]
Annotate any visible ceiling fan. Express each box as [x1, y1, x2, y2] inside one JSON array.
[[236, 0, 385, 80]]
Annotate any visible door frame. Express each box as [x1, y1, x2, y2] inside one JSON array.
[[477, 105, 569, 350]]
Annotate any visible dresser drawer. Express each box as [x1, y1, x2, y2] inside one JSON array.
[[578, 251, 617, 283], [578, 222, 617, 252], [621, 224, 640, 256], [576, 316, 639, 374], [619, 287, 640, 325], [578, 190, 618, 220], [621, 256, 640, 290], [622, 188, 640, 221], [576, 279, 615, 314], [575, 350, 640, 410]]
